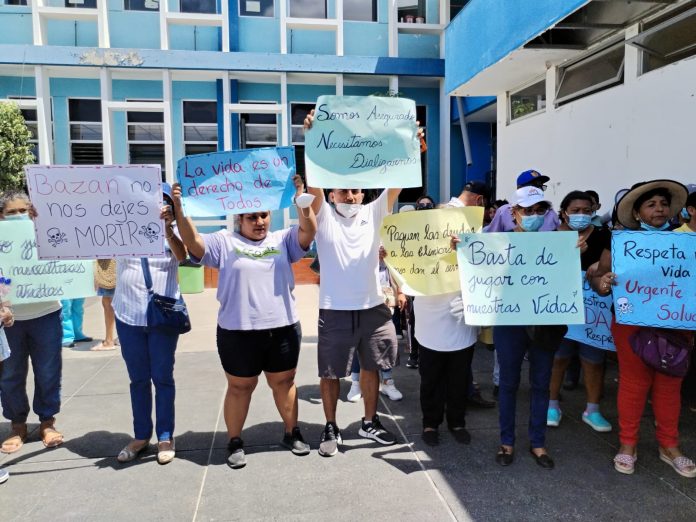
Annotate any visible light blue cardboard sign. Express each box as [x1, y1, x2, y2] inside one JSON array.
[[304, 95, 422, 189], [0, 221, 96, 304], [611, 230, 696, 329], [176, 146, 296, 217], [565, 272, 615, 351], [456, 231, 584, 326]]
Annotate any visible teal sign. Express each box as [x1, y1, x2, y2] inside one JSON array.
[[0, 221, 95, 304], [176, 146, 296, 217], [612, 230, 696, 329], [456, 231, 584, 326], [565, 272, 615, 350], [304, 95, 422, 189]]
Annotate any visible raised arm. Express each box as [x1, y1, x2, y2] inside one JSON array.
[[161, 205, 187, 262], [303, 108, 325, 216], [171, 183, 205, 260], [293, 174, 317, 250]]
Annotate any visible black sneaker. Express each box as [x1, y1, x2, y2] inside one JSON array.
[[227, 437, 246, 469], [405, 356, 419, 369], [318, 422, 342, 457], [282, 427, 310, 456], [358, 415, 396, 445], [449, 426, 471, 445]]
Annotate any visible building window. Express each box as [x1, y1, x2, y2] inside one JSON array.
[[509, 78, 546, 122], [629, 6, 696, 75], [5, 1, 29, 6], [239, 103, 278, 149], [450, 0, 471, 20], [555, 40, 624, 106], [69, 98, 103, 165], [183, 100, 218, 156], [65, 0, 97, 7], [345, 0, 377, 22], [180, 0, 216, 14], [124, 0, 160, 11], [8, 97, 40, 162], [239, 0, 273, 17], [127, 103, 165, 176], [290, 102, 315, 179], [399, 104, 427, 203], [397, 0, 425, 22], [289, 0, 326, 19]]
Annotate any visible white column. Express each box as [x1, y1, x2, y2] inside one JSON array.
[[221, 0, 230, 52], [222, 74, 231, 151], [279, 0, 287, 54], [389, 75, 398, 96], [159, 0, 169, 50], [162, 69, 174, 183], [335, 74, 344, 96], [97, 0, 110, 48], [280, 73, 290, 228], [439, 79, 450, 202], [31, 0, 46, 46], [624, 23, 641, 85], [99, 68, 114, 165], [34, 66, 52, 165], [336, 0, 344, 56], [388, 0, 397, 57]]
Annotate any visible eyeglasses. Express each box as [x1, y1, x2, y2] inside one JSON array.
[[416, 203, 434, 210], [518, 206, 549, 216]]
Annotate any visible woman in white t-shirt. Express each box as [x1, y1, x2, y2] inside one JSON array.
[[172, 175, 316, 469]]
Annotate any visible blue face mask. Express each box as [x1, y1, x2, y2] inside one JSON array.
[[520, 214, 544, 232], [681, 208, 690, 220], [4, 213, 29, 221], [567, 214, 592, 231], [639, 220, 670, 231]]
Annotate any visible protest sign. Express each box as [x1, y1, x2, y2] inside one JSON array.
[[176, 146, 296, 217], [304, 95, 421, 189], [380, 207, 483, 296], [611, 230, 696, 329], [25, 164, 164, 259], [565, 272, 615, 350], [456, 231, 584, 326], [0, 221, 95, 304]]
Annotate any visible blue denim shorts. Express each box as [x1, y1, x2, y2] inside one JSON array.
[[97, 287, 115, 297], [555, 339, 606, 365]]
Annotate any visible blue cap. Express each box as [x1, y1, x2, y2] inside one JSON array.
[[516, 170, 550, 188], [162, 182, 173, 203]]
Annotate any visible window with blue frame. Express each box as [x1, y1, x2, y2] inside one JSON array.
[[239, 0, 274, 17], [180, 0, 216, 14], [183, 101, 218, 156], [289, 0, 326, 18], [69, 98, 103, 165], [124, 0, 160, 11], [65, 0, 97, 8], [127, 103, 165, 177], [345, 0, 376, 22], [5, 1, 28, 6]]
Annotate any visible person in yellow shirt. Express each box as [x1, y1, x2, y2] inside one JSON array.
[[675, 192, 696, 232]]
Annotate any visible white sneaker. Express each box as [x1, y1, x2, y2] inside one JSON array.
[[380, 379, 403, 401], [347, 381, 362, 402], [0, 468, 8, 484]]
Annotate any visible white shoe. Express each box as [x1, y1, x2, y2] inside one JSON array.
[[0, 468, 8, 484], [347, 381, 362, 402], [380, 379, 403, 401]]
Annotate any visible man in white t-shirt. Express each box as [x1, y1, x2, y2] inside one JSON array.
[[304, 112, 410, 457]]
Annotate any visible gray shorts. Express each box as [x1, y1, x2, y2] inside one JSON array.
[[317, 304, 398, 379]]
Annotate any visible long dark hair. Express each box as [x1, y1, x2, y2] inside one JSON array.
[[560, 190, 593, 213]]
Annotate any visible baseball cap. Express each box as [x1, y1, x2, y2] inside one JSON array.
[[462, 180, 491, 201], [513, 186, 551, 208], [162, 182, 173, 205], [516, 169, 550, 188]]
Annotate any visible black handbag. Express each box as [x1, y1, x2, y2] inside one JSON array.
[[141, 258, 191, 335], [526, 325, 568, 351]]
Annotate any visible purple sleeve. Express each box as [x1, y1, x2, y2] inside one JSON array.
[[284, 226, 308, 263], [484, 204, 515, 232], [541, 209, 560, 231], [189, 232, 223, 268]]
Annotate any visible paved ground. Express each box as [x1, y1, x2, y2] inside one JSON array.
[[1, 286, 696, 521]]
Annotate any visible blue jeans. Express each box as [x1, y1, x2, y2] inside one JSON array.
[[116, 319, 178, 442], [350, 356, 392, 381], [0, 310, 62, 423], [494, 326, 555, 449], [61, 298, 87, 344]]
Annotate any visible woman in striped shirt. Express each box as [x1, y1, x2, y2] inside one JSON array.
[[113, 184, 187, 465]]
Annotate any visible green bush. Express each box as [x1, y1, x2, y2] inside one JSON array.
[[0, 102, 35, 192]]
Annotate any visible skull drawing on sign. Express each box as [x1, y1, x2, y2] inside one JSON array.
[[139, 222, 161, 243], [616, 297, 633, 316], [46, 227, 68, 247]]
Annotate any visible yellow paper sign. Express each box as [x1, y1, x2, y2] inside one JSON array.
[[380, 207, 483, 296]]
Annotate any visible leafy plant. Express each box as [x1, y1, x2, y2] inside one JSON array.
[[0, 102, 35, 192]]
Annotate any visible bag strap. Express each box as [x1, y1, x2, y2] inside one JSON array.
[[140, 257, 154, 294]]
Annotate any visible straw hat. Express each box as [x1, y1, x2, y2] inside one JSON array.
[[616, 179, 687, 229]]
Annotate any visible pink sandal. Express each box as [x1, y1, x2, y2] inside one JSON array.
[[659, 452, 696, 478], [614, 453, 637, 475]]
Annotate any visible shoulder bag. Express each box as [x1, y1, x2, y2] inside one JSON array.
[[629, 327, 693, 378], [141, 258, 191, 335]]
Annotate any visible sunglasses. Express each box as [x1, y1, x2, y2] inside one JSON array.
[[416, 203, 434, 210]]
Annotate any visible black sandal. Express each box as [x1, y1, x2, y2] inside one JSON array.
[[496, 446, 514, 466]]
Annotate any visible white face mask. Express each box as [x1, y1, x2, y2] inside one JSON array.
[[335, 202, 362, 218]]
